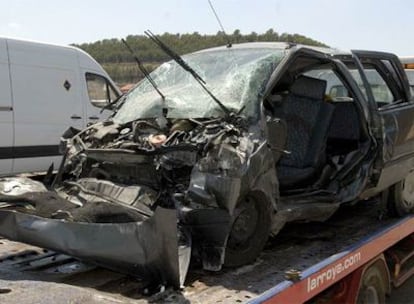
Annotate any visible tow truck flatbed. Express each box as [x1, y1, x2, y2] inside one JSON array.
[[0, 200, 411, 303]]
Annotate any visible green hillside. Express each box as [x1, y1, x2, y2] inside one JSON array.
[[74, 29, 327, 85]]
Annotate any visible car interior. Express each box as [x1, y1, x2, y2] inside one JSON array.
[[265, 56, 369, 195]]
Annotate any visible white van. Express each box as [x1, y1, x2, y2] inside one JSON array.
[[0, 37, 120, 175]]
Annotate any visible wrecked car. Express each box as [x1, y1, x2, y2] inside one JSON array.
[[0, 40, 413, 288]]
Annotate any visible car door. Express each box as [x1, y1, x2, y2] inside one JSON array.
[[352, 50, 414, 190], [0, 39, 13, 174]]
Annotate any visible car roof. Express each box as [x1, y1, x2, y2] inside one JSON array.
[[192, 42, 350, 56]]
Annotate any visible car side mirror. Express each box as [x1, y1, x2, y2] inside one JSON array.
[[91, 99, 110, 108]]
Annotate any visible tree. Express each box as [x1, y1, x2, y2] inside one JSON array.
[[73, 28, 327, 84]]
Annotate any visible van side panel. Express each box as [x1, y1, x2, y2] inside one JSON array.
[[7, 40, 85, 173], [0, 39, 14, 174]]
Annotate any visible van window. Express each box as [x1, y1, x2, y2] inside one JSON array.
[[86, 73, 118, 106]]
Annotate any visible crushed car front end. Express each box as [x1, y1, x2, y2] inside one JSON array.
[[0, 44, 287, 287]]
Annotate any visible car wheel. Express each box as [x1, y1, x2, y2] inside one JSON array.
[[224, 193, 271, 267], [356, 264, 387, 304], [388, 171, 414, 217]]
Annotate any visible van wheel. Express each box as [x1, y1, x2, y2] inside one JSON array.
[[356, 264, 387, 304], [388, 171, 414, 217], [224, 193, 271, 267]]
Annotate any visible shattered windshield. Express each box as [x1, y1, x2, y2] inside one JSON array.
[[113, 48, 285, 123]]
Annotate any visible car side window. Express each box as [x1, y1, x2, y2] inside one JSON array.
[[352, 68, 395, 106], [304, 69, 352, 101], [85, 73, 118, 107]]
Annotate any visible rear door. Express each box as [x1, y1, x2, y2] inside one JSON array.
[[0, 40, 13, 174], [352, 50, 414, 190]]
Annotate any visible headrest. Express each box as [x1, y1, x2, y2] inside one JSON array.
[[289, 75, 327, 100]]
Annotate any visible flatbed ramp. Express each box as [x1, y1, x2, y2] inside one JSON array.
[[0, 201, 404, 303]]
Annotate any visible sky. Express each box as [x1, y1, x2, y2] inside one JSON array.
[[0, 0, 412, 55]]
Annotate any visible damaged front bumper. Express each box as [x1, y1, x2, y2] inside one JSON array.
[[0, 178, 191, 288]]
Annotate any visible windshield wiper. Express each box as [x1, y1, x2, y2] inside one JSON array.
[[100, 92, 127, 113], [144, 30, 231, 117], [122, 38, 165, 101]]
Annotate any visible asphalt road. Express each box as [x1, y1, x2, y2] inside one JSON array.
[[389, 275, 414, 303]]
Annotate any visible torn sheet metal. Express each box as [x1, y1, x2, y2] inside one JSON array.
[[0, 203, 186, 288], [0, 207, 185, 287]]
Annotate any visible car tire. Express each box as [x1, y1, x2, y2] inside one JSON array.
[[224, 192, 271, 267], [356, 264, 387, 304], [388, 171, 414, 217]]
